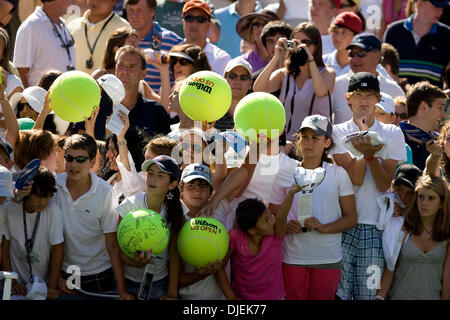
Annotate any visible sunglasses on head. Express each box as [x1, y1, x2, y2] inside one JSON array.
[[349, 50, 368, 58], [170, 57, 193, 67], [64, 154, 90, 163], [227, 73, 251, 81], [183, 14, 209, 24]]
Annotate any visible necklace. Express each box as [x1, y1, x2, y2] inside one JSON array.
[[423, 226, 432, 240]]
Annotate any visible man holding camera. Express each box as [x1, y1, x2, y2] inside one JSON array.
[[14, 0, 75, 87]]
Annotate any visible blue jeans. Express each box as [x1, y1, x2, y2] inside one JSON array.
[[125, 276, 168, 300]]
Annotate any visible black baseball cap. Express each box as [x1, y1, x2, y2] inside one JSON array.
[[429, 0, 449, 8], [346, 33, 381, 51], [141, 155, 181, 180], [393, 163, 422, 189], [348, 72, 380, 93]]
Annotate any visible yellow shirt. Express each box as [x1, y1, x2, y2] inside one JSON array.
[[68, 10, 131, 74]]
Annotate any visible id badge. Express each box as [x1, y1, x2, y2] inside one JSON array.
[[138, 264, 154, 300], [298, 192, 313, 228]]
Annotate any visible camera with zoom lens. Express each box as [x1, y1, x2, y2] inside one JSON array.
[[284, 40, 297, 51]]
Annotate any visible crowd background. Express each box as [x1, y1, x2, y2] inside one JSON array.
[[0, 0, 449, 301]]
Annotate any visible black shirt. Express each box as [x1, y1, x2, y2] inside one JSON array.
[[402, 131, 429, 171]]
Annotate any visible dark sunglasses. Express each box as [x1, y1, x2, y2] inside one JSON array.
[[64, 154, 90, 163], [227, 73, 251, 81], [183, 15, 209, 24], [16, 101, 31, 110], [349, 50, 368, 58], [170, 57, 193, 67], [395, 113, 408, 120]]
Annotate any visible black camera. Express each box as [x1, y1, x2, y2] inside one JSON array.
[[85, 57, 93, 69]]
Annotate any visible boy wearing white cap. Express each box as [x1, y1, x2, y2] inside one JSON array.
[[374, 93, 396, 125]]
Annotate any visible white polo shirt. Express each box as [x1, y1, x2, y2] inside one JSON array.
[[202, 41, 231, 76], [14, 6, 75, 86], [330, 119, 406, 225], [332, 71, 405, 124], [54, 171, 118, 276]]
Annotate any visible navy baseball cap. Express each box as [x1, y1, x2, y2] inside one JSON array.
[[346, 33, 381, 51], [348, 72, 380, 93], [141, 155, 181, 180], [429, 0, 449, 7]]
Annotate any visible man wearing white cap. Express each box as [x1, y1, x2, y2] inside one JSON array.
[[214, 57, 253, 132], [374, 92, 396, 125]]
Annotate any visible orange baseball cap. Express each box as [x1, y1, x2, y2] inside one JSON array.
[[182, 0, 212, 17]]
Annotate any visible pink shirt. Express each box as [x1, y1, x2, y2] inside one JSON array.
[[229, 228, 286, 300]]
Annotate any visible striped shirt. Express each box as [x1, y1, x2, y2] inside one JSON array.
[[139, 22, 183, 93]]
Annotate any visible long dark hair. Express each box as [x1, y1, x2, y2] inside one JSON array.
[[103, 28, 138, 70], [169, 43, 211, 75], [286, 22, 325, 78], [164, 174, 184, 234]]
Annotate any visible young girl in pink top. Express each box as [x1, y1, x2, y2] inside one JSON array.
[[226, 187, 300, 300]]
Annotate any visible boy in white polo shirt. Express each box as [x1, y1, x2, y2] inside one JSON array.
[[330, 72, 406, 300], [54, 134, 133, 300]]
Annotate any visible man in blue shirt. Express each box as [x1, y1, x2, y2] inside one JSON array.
[[214, 0, 261, 59], [125, 0, 182, 93], [383, 0, 450, 88]]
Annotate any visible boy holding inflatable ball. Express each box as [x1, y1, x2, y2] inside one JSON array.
[[177, 164, 235, 300], [115, 155, 187, 300]]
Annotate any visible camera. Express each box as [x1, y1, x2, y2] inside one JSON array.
[[284, 40, 297, 51], [85, 57, 93, 69]]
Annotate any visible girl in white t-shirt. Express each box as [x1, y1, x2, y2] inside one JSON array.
[[270, 115, 357, 300], [116, 155, 185, 300]]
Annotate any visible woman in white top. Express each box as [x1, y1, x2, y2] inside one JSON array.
[[269, 115, 357, 300], [253, 22, 335, 143]]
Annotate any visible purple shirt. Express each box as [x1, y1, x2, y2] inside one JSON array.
[[241, 49, 266, 73]]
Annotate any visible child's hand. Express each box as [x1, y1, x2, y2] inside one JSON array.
[[47, 288, 61, 300], [287, 183, 302, 195], [304, 217, 328, 233], [133, 250, 153, 267], [392, 202, 404, 217], [285, 219, 302, 234], [198, 198, 220, 217], [118, 291, 135, 300], [11, 281, 27, 296], [14, 180, 33, 199], [196, 260, 222, 276]]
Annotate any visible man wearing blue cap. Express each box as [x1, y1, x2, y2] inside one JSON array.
[[332, 33, 405, 124], [384, 0, 450, 88]]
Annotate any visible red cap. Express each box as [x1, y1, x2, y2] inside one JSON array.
[[182, 0, 212, 17], [332, 11, 363, 34], [332, 0, 341, 8]]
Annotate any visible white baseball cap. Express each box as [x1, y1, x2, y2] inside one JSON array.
[[223, 57, 253, 76], [376, 92, 395, 114], [0, 165, 14, 198], [10, 86, 49, 114]]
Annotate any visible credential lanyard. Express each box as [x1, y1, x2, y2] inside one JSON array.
[[84, 14, 115, 59], [23, 205, 41, 282], [43, 9, 74, 69]]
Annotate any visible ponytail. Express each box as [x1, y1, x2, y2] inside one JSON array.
[[165, 176, 185, 234]]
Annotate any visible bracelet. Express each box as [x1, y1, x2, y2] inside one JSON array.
[[118, 140, 127, 146], [307, 59, 315, 63], [374, 295, 385, 300]]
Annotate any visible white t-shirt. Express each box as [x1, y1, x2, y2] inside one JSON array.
[[271, 161, 354, 265], [114, 152, 146, 201], [332, 71, 405, 124], [178, 214, 225, 300], [6, 73, 23, 98], [3, 199, 64, 284], [13, 6, 76, 86], [330, 119, 406, 225], [54, 171, 118, 276], [203, 41, 231, 76], [115, 192, 189, 282], [321, 34, 335, 56]]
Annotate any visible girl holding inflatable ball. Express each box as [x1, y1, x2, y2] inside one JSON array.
[[115, 155, 185, 300], [270, 115, 357, 300]]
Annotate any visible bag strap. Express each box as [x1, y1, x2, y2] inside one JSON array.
[[307, 90, 333, 121]]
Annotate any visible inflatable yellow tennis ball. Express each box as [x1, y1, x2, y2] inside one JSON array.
[[49, 71, 101, 123], [178, 71, 232, 122], [177, 217, 229, 268], [234, 92, 286, 142], [117, 209, 169, 258]]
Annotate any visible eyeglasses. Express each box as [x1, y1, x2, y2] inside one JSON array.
[[183, 15, 209, 24], [170, 57, 193, 67], [395, 112, 408, 120], [64, 154, 90, 163], [349, 50, 368, 58], [227, 73, 251, 81]]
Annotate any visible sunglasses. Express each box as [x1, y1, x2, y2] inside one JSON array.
[[183, 15, 209, 24], [64, 154, 90, 163], [17, 101, 31, 110], [170, 57, 193, 67], [227, 73, 251, 81], [349, 50, 368, 58], [395, 112, 408, 120], [181, 142, 203, 153]]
